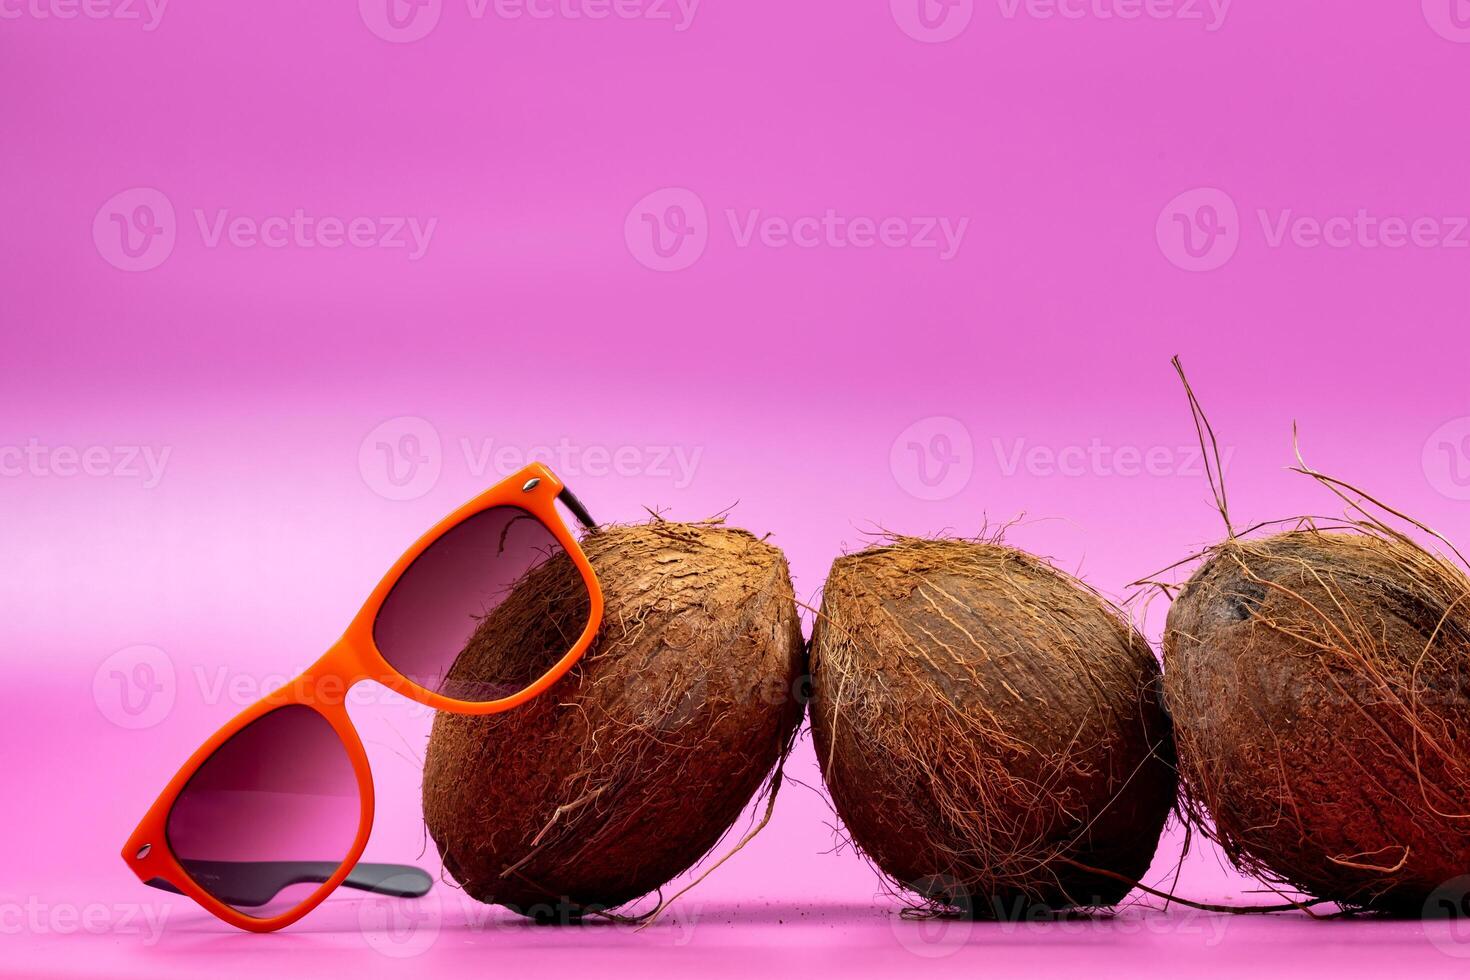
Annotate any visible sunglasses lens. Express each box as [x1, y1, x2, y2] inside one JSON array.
[[166, 704, 361, 917], [373, 505, 591, 703]]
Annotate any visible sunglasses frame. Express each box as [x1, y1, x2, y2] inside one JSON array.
[[121, 462, 604, 933]]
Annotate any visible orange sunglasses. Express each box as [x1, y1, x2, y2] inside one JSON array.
[[121, 463, 604, 932]]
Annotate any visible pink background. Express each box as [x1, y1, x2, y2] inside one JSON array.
[[6, 1, 1470, 976]]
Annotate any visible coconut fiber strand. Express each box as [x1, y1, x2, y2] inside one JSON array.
[[1165, 528, 1470, 911], [811, 537, 1176, 917], [423, 520, 805, 917]]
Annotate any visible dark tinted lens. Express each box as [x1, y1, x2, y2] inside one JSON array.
[[373, 506, 591, 703], [167, 704, 360, 918]]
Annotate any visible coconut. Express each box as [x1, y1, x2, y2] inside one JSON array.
[[809, 538, 1177, 917], [1164, 528, 1470, 911], [422, 520, 805, 918]]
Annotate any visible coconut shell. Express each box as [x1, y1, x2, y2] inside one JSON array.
[[422, 521, 805, 917], [1164, 530, 1470, 910], [810, 538, 1176, 916]]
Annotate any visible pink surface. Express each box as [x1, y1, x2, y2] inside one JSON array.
[[6, 2, 1470, 976]]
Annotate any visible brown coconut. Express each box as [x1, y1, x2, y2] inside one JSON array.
[[422, 520, 805, 918], [809, 538, 1177, 916], [1164, 529, 1470, 911]]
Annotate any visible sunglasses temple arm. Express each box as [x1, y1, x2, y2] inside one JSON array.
[[338, 862, 435, 898], [557, 486, 598, 531], [141, 862, 434, 903]]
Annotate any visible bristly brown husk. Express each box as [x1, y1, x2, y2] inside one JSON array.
[[422, 520, 805, 918], [1157, 356, 1470, 913], [1164, 527, 1470, 911], [809, 537, 1177, 918]]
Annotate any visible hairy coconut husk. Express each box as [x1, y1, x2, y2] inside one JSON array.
[[422, 520, 805, 918], [809, 537, 1177, 917], [1164, 527, 1470, 911]]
